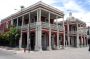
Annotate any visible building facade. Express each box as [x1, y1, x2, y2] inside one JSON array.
[[0, 1, 65, 51], [64, 15, 88, 47]]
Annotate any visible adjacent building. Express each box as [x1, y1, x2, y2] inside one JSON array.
[[64, 14, 87, 47]]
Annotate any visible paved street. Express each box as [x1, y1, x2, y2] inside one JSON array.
[[0, 47, 90, 59]]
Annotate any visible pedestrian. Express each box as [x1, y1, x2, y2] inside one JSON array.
[[88, 38, 90, 51]]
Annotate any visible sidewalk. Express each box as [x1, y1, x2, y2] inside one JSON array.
[[17, 47, 90, 59], [0, 46, 33, 54], [0, 46, 90, 59]]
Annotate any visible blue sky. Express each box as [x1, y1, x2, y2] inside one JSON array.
[[75, 0, 90, 11], [0, 0, 90, 25]]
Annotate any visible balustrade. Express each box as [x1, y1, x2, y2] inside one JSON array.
[[17, 22, 64, 31]]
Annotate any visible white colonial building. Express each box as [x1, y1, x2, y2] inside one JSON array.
[[1, 1, 65, 51]]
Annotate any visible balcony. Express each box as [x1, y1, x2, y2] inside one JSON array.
[[42, 22, 63, 31], [20, 22, 63, 31], [78, 27, 87, 34], [51, 24, 57, 30], [58, 25, 63, 31], [42, 22, 49, 29], [30, 23, 36, 29]]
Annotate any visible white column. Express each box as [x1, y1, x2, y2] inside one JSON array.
[[83, 35, 86, 46], [27, 13, 30, 49], [11, 18, 13, 26], [81, 36, 83, 46], [62, 17, 65, 49], [76, 23, 79, 47], [27, 25, 30, 49], [35, 9, 42, 51], [22, 16, 24, 26], [80, 25, 82, 47], [19, 16, 24, 49], [56, 16, 59, 49], [67, 22, 70, 47], [19, 31, 22, 49], [17, 18, 18, 27], [6, 21, 8, 28], [48, 12, 52, 50]]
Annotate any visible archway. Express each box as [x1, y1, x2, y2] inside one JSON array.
[[30, 32, 35, 50], [51, 33, 56, 50], [42, 32, 49, 50], [22, 32, 27, 48]]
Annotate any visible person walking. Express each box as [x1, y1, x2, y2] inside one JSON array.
[[87, 28, 90, 51], [88, 38, 90, 51]]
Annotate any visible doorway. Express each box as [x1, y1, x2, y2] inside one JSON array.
[[22, 32, 27, 48]]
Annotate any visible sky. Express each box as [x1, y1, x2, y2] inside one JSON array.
[[0, 0, 90, 26]]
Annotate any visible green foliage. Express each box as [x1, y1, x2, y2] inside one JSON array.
[[0, 27, 20, 47]]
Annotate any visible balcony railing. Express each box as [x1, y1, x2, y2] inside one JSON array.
[[78, 27, 87, 34], [58, 25, 63, 31], [51, 24, 57, 30], [42, 22, 49, 29], [21, 24, 28, 29], [20, 22, 63, 31], [30, 22, 36, 29]]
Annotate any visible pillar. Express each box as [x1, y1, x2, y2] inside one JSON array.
[[56, 16, 59, 49], [48, 12, 52, 50], [27, 13, 31, 49], [17, 18, 18, 27], [67, 22, 70, 47], [11, 18, 13, 26], [27, 25, 30, 49], [81, 36, 84, 46], [83, 35, 86, 46], [22, 16, 24, 26], [19, 31, 22, 49], [62, 17, 65, 49], [19, 16, 24, 49], [80, 36, 82, 46], [35, 9, 42, 51], [76, 23, 79, 47]]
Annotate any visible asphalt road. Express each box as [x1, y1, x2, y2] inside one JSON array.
[[0, 49, 24, 59]]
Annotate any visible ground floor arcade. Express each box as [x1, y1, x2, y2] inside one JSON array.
[[65, 35, 88, 47], [19, 29, 64, 51]]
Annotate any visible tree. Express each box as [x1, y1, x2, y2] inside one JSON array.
[[9, 27, 20, 47], [0, 27, 20, 47]]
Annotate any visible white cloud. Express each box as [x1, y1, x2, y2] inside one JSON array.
[[53, 0, 90, 26], [63, 1, 90, 26], [0, 0, 90, 26], [0, 0, 56, 20]]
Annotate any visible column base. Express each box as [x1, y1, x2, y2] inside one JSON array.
[[35, 46, 42, 51], [26, 38, 30, 49], [19, 37, 22, 49], [47, 46, 52, 50], [56, 46, 60, 50], [76, 44, 79, 48], [61, 45, 65, 49]]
